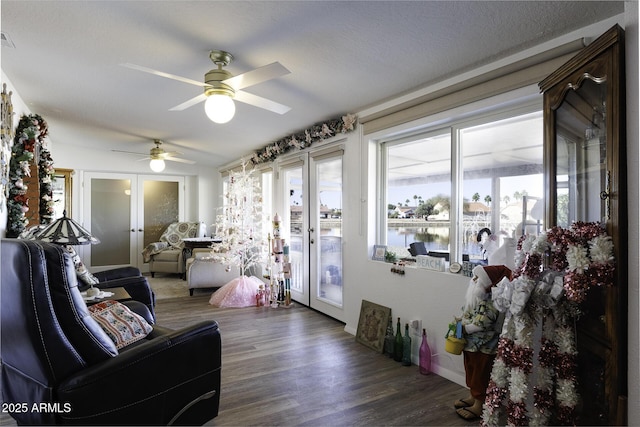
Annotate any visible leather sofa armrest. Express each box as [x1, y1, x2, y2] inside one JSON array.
[[93, 266, 141, 282], [56, 321, 221, 425], [94, 276, 156, 318]]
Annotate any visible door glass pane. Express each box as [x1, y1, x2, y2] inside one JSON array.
[[91, 178, 131, 266], [143, 180, 179, 246], [317, 158, 342, 306], [261, 171, 273, 246], [285, 168, 304, 292], [460, 111, 544, 263]]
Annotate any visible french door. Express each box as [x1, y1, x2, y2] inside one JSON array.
[[280, 148, 344, 321], [82, 172, 184, 272]]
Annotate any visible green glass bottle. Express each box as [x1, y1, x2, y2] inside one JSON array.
[[402, 323, 412, 366], [384, 318, 395, 358], [394, 317, 403, 362]]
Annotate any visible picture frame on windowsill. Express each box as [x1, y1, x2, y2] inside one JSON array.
[[372, 245, 387, 261]]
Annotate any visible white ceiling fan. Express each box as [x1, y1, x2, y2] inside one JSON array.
[[113, 139, 195, 172], [121, 50, 291, 123]]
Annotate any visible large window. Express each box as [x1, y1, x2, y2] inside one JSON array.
[[381, 107, 544, 264]]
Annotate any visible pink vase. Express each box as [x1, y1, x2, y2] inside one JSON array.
[[419, 329, 431, 375]]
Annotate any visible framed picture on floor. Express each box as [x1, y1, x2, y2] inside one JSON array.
[[355, 300, 391, 353]]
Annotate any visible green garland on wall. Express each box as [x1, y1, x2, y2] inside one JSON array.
[[6, 114, 53, 238], [38, 139, 56, 223]]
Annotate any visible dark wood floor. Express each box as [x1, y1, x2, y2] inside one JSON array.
[[0, 294, 476, 426], [156, 294, 476, 426]]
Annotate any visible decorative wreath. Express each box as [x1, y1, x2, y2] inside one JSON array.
[[482, 221, 615, 426], [6, 114, 54, 238]]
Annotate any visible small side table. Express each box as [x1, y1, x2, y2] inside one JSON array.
[[84, 286, 131, 305], [181, 237, 222, 279]]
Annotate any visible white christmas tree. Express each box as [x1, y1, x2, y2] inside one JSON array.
[[211, 160, 265, 277]]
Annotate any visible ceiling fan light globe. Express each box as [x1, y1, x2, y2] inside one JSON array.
[[205, 94, 235, 124], [149, 158, 166, 172]]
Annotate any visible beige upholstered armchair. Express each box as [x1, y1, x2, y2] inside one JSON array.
[[142, 222, 206, 277]]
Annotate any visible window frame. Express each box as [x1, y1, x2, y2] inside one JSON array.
[[375, 96, 543, 264]]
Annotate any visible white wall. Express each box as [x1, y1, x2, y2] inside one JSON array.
[[49, 142, 219, 231], [624, 1, 639, 422], [1, 71, 32, 237]]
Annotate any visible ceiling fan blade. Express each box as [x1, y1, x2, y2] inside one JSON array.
[[169, 93, 207, 111], [165, 156, 196, 165], [165, 151, 184, 157], [223, 62, 290, 90], [234, 91, 291, 115], [121, 63, 209, 88], [112, 149, 146, 156]]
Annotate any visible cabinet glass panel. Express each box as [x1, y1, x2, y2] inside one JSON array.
[[554, 78, 608, 228]]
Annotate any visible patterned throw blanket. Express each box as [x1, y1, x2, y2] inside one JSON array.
[[141, 222, 200, 262]]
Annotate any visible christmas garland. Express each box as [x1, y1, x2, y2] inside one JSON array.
[[483, 221, 615, 426], [6, 114, 52, 237], [38, 143, 56, 223], [546, 221, 615, 304], [484, 242, 537, 426], [250, 113, 357, 165]]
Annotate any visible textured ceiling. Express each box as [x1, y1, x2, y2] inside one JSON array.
[[1, 1, 623, 169]]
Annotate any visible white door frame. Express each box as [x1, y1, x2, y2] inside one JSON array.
[[276, 145, 345, 322], [308, 150, 344, 321]]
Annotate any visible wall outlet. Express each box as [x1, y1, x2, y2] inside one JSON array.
[[410, 319, 422, 337]]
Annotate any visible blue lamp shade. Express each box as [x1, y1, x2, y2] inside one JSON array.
[[36, 211, 100, 245]]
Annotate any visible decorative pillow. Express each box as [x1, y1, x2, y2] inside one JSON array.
[[88, 300, 153, 349], [63, 245, 99, 286], [160, 222, 199, 249]]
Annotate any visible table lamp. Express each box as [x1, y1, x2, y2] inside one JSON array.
[[36, 210, 101, 296], [36, 210, 100, 245]]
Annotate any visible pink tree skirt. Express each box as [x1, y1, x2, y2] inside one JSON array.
[[209, 275, 264, 308]]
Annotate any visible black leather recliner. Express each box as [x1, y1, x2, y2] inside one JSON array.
[[0, 239, 221, 425]]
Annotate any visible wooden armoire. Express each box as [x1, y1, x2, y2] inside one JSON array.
[[540, 25, 627, 425]]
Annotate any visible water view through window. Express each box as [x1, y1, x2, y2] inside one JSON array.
[[385, 110, 544, 262]]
